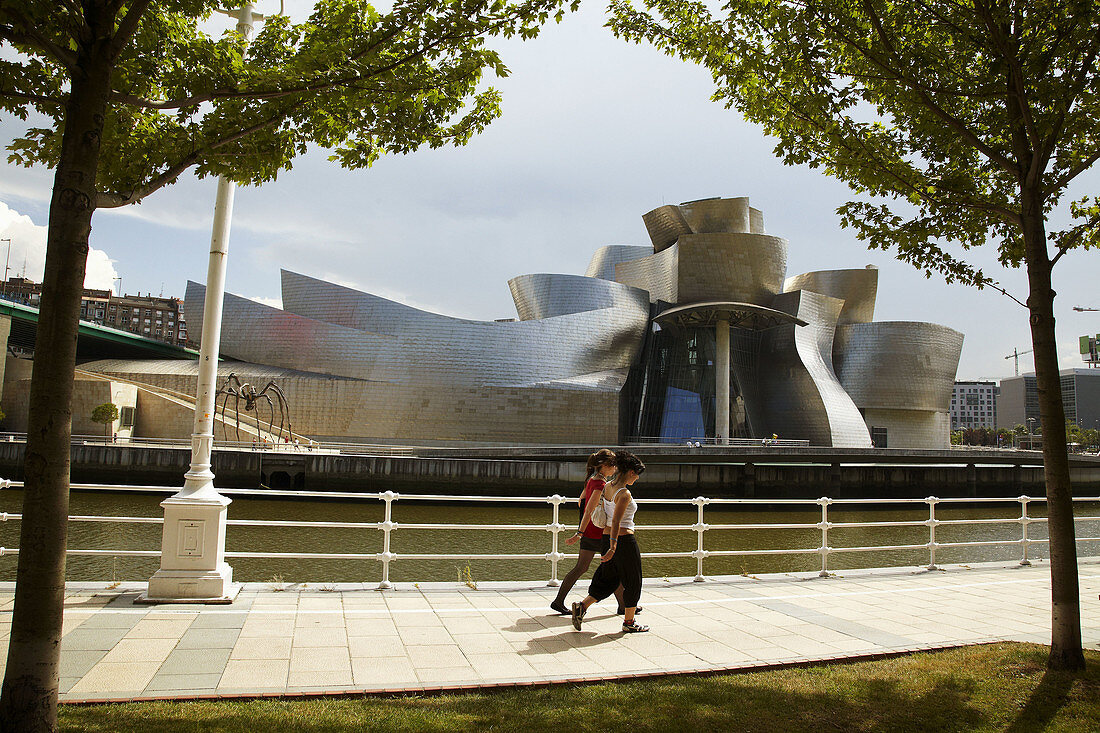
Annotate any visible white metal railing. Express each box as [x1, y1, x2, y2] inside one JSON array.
[[0, 479, 1098, 587]]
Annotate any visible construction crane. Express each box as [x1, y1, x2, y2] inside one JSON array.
[[1005, 347, 1034, 376]]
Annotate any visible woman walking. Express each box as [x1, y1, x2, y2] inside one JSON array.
[[571, 451, 648, 633], [550, 449, 617, 614]]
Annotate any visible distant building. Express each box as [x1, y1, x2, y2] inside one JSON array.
[[951, 381, 998, 430], [998, 369, 1100, 432], [0, 277, 187, 348], [104, 293, 187, 347]]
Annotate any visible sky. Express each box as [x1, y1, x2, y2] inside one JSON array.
[[0, 2, 1097, 382]]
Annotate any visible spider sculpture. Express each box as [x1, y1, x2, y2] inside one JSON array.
[[215, 373, 294, 445]]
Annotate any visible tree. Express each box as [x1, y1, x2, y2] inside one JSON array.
[[0, 0, 573, 727], [89, 402, 119, 438], [609, 0, 1097, 670]]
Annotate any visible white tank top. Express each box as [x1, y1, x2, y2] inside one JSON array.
[[605, 486, 638, 531]]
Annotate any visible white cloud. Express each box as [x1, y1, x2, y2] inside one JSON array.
[[248, 295, 282, 309], [0, 200, 120, 290]]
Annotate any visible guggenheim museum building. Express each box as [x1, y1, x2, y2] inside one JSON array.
[[81, 196, 964, 448]]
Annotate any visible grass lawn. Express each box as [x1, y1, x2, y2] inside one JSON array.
[[60, 643, 1099, 732]]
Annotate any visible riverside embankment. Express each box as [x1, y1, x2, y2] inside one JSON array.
[[1, 439, 1099, 498]]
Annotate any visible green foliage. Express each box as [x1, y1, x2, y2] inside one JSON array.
[[608, 0, 1100, 287], [90, 402, 119, 426], [0, 0, 579, 206]]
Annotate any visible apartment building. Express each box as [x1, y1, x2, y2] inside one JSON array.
[[950, 380, 998, 430]]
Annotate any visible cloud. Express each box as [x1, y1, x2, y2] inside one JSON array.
[[247, 295, 282, 309], [0, 200, 120, 290]]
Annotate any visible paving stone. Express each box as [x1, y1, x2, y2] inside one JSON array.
[[158, 648, 232, 676], [144, 674, 222, 692], [176, 627, 241, 649], [61, 627, 131, 652]]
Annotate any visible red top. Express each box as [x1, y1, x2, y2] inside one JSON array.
[[579, 477, 606, 539]]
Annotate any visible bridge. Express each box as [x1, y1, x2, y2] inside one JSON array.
[[0, 298, 197, 361]]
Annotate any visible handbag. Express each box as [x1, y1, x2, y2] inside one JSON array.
[[590, 499, 608, 529]]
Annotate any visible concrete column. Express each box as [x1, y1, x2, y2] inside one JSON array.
[[715, 318, 730, 445]]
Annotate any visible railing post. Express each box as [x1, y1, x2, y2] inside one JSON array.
[[692, 496, 710, 582], [818, 497, 831, 577], [378, 490, 398, 590], [926, 496, 939, 570], [546, 494, 565, 587], [1019, 495, 1031, 566]]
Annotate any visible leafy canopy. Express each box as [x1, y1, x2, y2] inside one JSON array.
[[90, 403, 120, 425], [609, 0, 1100, 287], [1, 0, 577, 207]]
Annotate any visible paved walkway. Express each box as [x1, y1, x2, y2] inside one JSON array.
[[1, 559, 1098, 703]]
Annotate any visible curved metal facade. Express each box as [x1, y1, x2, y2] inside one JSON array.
[[784, 267, 879, 325], [833, 322, 964, 448], [148, 195, 960, 448], [759, 291, 872, 447], [833, 322, 963, 411], [507, 273, 649, 322], [584, 245, 654, 281], [614, 234, 787, 305], [190, 277, 649, 388]]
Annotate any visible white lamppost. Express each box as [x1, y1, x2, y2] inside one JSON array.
[[145, 3, 270, 602], [0, 238, 10, 297]]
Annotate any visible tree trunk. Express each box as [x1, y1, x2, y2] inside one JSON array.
[[0, 44, 112, 733], [1021, 205, 1086, 672]]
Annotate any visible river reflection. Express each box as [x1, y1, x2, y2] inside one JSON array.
[[0, 489, 1097, 584]]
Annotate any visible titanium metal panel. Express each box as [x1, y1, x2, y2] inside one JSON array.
[[641, 205, 692, 251], [676, 233, 787, 304], [833, 322, 963, 411], [612, 233, 787, 306], [678, 197, 751, 234], [585, 245, 654, 281], [749, 207, 766, 234], [507, 273, 650, 321], [189, 281, 648, 389], [784, 267, 879, 324], [758, 291, 872, 447], [614, 246, 678, 302]]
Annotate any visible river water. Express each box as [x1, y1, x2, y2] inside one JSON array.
[[1, 489, 1098, 584]]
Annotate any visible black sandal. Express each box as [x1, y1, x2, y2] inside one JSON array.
[[550, 600, 569, 615], [616, 606, 642, 615], [621, 621, 649, 633]]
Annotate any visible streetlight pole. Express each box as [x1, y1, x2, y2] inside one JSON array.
[[145, 2, 269, 603], [0, 238, 10, 297]]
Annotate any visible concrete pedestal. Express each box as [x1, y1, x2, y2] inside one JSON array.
[[142, 494, 238, 603]]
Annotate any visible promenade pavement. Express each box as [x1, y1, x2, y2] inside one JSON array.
[[1, 558, 1098, 703]]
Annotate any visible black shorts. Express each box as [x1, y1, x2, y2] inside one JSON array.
[[579, 535, 603, 553]]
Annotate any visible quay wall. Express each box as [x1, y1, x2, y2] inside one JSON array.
[[1, 443, 1098, 499]]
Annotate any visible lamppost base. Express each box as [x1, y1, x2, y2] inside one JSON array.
[[146, 493, 235, 602], [140, 569, 240, 604]]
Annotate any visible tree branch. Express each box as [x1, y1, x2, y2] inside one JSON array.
[[108, 0, 153, 62], [1049, 149, 1100, 192], [1039, 37, 1100, 170], [0, 88, 65, 107], [95, 114, 284, 208], [983, 280, 1028, 308], [855, 0, 1019, 178], [0, 20, 78, 71]]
